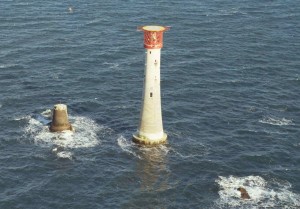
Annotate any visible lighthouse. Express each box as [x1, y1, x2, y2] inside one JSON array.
[[133, 25, 169, 145]]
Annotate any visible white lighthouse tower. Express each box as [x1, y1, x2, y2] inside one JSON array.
[[133, 25, 169, 145]]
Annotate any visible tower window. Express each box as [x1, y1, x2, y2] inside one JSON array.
[[150, 92, 153, 97]]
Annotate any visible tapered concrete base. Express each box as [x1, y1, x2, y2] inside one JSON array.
[[49, 104, 74, 132], [132, 133, 167, 146], [50, 123, 73, 132]]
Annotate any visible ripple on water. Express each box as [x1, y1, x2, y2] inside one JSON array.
[[259, 116, 294, 126]]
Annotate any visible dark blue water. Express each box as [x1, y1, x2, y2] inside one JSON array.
[[1, 0, 300, 208]]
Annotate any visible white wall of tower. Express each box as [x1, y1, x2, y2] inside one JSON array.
[[137, 48, 165, 140]]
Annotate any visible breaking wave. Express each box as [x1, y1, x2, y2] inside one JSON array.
[[23, 109, 105, 159], [117, 135, 170, 160], [0, 64, 18, 69], [55, 151, 73, 160], [214, 175, 300, 209], [259, 117, 294, 126]]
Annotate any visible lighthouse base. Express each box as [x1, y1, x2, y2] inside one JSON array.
[[132, 133, 167, 146], [49, 123, 74, 132], [49, 104, 74, 133]]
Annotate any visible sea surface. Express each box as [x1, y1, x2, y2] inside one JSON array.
[[1, 0, 300, 208]]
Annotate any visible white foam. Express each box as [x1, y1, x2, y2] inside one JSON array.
[[117, 135, 142, 159], [56, 151, 73, 160], [117, 135, 170, 160], [259, 117, 294, 126], [0, 64, 18, 69], [14, 115, 31, 121], [68, 7, 73, 13], [215, 175, 300, 208], [24, 112, 105, 159], [41, 109, 52, 119], [26, 116, 102, 148]]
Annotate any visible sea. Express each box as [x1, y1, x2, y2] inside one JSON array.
[[0, 0, 300, 208]]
